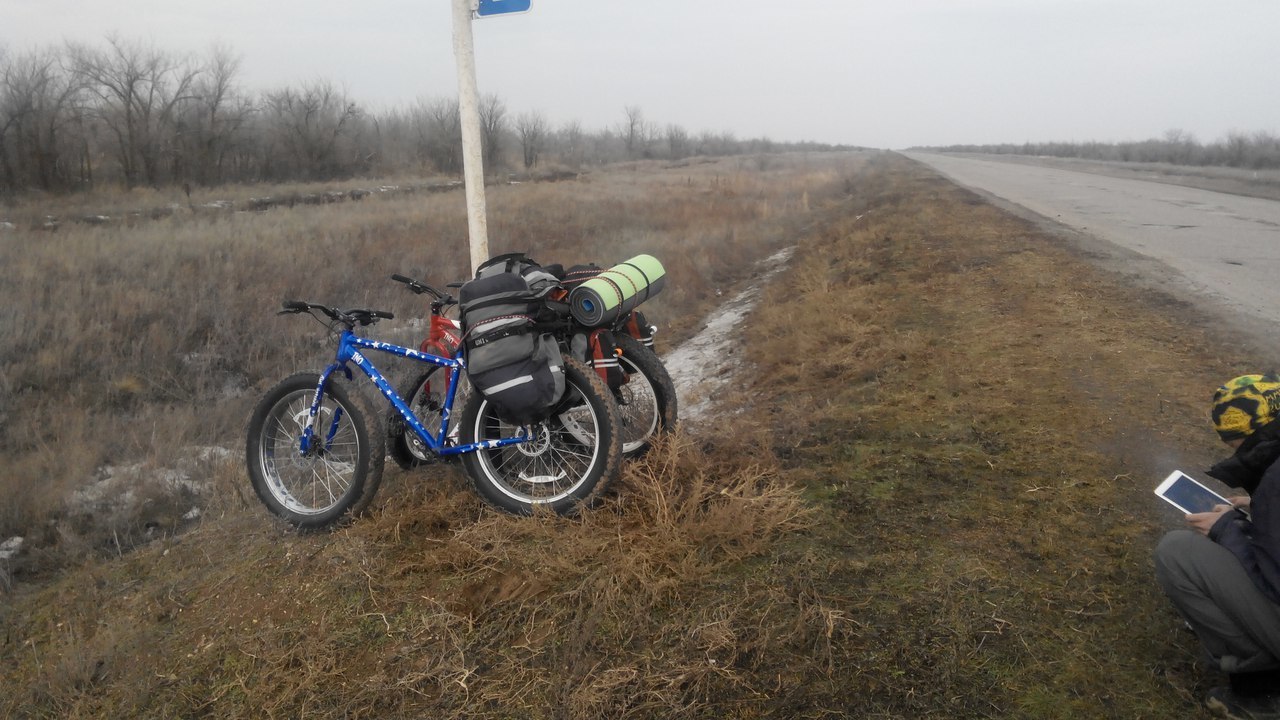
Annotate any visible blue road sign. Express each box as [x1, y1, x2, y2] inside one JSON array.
[[476, 0, 530, 17]]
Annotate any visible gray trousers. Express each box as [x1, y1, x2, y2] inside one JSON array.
[[1155, 529, 1280, 674]]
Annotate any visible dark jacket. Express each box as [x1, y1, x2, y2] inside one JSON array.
[[1207, 419, 1280, 604]]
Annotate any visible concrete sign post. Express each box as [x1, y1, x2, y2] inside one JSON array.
[[451, 0, 532, 277], [451, 0, 489, 276]]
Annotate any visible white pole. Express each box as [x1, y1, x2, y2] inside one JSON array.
[[452, 0, 489, 276]]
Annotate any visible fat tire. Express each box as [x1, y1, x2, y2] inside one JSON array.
[[458, 356, 622, 515], [246, 372, 385, 529], [614, 333, 678, 457]]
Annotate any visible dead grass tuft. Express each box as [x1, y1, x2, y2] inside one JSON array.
[[2, 428, 821, 718]]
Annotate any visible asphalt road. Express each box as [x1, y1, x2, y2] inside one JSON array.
[[905, 152, 1280, 328]]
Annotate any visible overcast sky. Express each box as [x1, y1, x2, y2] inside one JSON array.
[[3, 0, 1277, 149]]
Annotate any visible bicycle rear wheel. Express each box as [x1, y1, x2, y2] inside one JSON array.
[[458, 357, 622, 515], [389, 368, 446, 468], [614, 334, 678, 457], [246, 372, 385, 528]]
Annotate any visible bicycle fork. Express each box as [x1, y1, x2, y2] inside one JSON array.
[[298, 367, 352, 456]]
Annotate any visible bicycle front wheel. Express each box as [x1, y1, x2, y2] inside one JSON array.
[[458, 357, 622, 515], [246, 372, 385, 528]]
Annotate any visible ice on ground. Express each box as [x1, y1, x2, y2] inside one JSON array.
[[664, 247, 796, 424], [0, 536, 23, 561], [70, 445, 235, 517]]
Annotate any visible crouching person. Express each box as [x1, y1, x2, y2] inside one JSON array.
[[1155, 374, 1280, 719]]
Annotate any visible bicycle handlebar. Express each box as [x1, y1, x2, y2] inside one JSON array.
[[279, 300, 393, 327], [390, 273, 456, 304]]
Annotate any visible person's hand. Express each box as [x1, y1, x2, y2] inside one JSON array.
[[1187, 504, 1235, 536], [1228, 495, 1251, 509]]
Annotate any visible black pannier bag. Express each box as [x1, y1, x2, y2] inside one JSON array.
[[459, 271, 564, 425]]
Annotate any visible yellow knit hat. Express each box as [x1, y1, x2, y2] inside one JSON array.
[[1211, 374, 1280, 441]]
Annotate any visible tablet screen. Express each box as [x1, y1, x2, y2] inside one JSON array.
[[1155, 471, 1229, 514]]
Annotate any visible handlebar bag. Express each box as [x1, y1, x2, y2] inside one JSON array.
[[459, 271, 565, 425]]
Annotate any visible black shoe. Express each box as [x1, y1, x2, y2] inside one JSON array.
[[1207, 686, 1280, 719]]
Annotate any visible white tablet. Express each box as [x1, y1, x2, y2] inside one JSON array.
[[1154, 470, 1230, 514]]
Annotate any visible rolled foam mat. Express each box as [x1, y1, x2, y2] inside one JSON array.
[[568, 254, 666, 326]]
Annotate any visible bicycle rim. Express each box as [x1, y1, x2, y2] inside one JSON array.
[[471, 386, 602, 505], [258, 387, 362, 515], [405, 371, 444, 462], [616, 355, 660, 454]]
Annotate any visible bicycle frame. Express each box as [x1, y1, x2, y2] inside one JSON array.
[[299, 329, 528, 458]]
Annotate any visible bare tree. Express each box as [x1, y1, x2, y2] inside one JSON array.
[[70, 35, 201, 187], [1224, 131, 1250, 168], [0, 48, 83, 192], [478, 93, 506, 176], [6, 35, 840, 194], [1249, 131, 1280, 170], [516, 110, 548, 169], [557, 119, 584, 169], [697, 129, 740, 157], [180, 45, 253, 185], [665, 123, 689, 160], [419, 97, 462, 175], [261, 80, 361, 181], [621, 104, 645, 159], [0, 49, 38, 192], [0, 47, 13, 192]]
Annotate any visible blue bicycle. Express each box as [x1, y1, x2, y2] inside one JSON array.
[[246, 289, 623, 528]]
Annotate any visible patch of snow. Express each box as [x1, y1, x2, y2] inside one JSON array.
[[194, 446, 233, 463], [0, 536, 23, 561], [70, 445, 236, 516], [664, 246, 796, 423]]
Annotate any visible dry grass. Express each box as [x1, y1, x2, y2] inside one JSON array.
[[2, 151, 1251, 718], [719, 152, 1254, 716], [0, 152, 856, 572], [4, 435, 816, 718]]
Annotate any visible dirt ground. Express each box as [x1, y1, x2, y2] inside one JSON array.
[[2, 151, 1271, 718]]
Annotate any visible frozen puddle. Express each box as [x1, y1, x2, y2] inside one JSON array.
[[664, 247, 796, 424]]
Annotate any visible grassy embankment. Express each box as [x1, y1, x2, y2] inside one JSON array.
[[0, 153, 830, 573], [2, 151, 1262, 717]]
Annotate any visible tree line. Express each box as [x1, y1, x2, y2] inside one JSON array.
[[920, 129, 1280, 170], [0, 36, 848, 196]]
